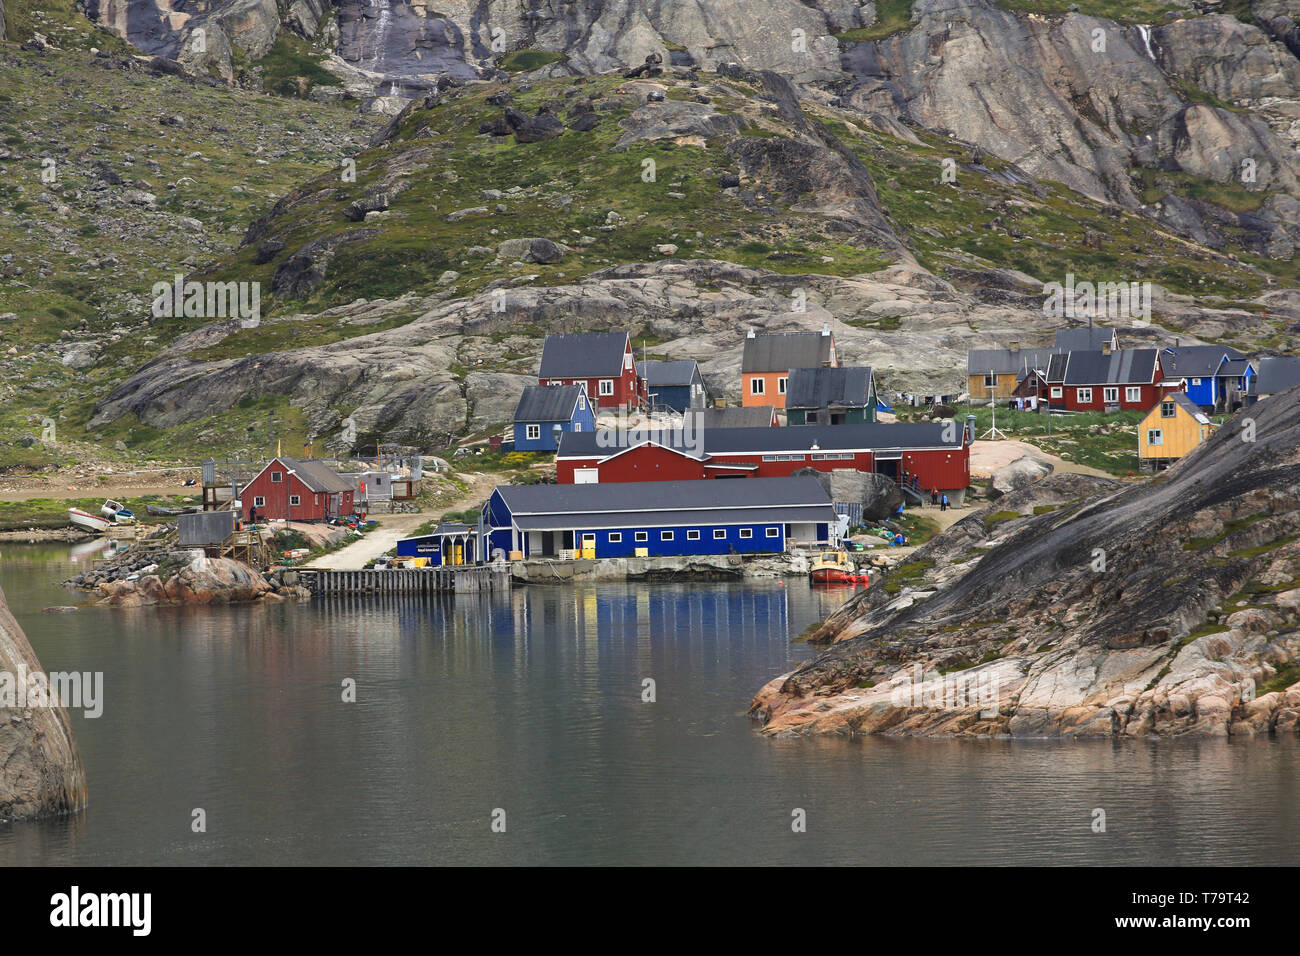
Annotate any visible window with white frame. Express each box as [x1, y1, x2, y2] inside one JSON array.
[[766, 527, 779, 537], [750, 377, 765, 395], [289, 495, 300, 506], [635, 531, 648, 542], [1126, 386, 1141, 402], [739, 528, 753, 539], [599, 379, 614, 396], [660, 531, 674, 541], [254, 496, 265, 507], [778, 377, 787, 394], [984, 373, 998, 388], [713, 529, 726, 539], [526, 424, 541, 440], [1076, 387, 1092, 403], [1148, 429, 1163, 445], [1050, 387, 1063, 398], [574, 422, 582, 432], [609, 532, 622, 543], [271, 472, 282, 483], [687, 530, 700, 540], [577, 395, 586, 409], [1103, 387, 1118, 403]]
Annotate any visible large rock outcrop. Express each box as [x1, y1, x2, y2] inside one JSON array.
[[751, 387, 1300, 739], [95, 555, 282, 606], [0, 585, 88, 822]]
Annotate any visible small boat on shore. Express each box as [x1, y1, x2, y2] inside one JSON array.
[[68, 508, 113, 534], [101, 499, 135, 524], [809, 550, 870, 585]]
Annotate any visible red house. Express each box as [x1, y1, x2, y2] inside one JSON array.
[[555, 422, 972, 501], [538, 331, 643, 411], [1045, 348, 1175, 412], [239, 456, 355, 522]]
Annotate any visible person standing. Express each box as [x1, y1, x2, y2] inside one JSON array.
[[941, 493, 949, 512], [930, 488, 939, 507]]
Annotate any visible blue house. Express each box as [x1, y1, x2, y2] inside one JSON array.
[[511, 385, 595, 451], [637, 359, 707, 413], [1160, 345, 1248, 412], [481, 476, 837, 560]]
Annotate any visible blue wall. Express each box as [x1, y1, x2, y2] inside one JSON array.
[[1184, 375, 1218, 408], [512, 402, 596, 451], [651, 384, 693, 413], [577, 523, 786, 558]]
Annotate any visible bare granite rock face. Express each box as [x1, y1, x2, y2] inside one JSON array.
[[0, 584, 88, 822], [750, 388, 1300, 739]]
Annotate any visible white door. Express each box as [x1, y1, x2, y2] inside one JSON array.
[[573, 468, 600, 484]]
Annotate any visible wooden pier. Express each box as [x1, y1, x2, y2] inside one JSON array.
[[298, 565, 509, 595]]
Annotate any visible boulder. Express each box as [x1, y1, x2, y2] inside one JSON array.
[[496, 237, 567, 264], [793, 467, 903, 521], [989, 455, 1053, 498], [1, 582, 87, 821]]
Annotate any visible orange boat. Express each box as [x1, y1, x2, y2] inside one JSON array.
[[809, 550, 870, 585]]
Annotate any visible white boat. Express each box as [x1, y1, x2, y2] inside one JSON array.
[[100, 499, 135, 524], [68, 508, 112, 533]]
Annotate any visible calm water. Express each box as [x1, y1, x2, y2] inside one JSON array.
[[1, 543, 1297, 865]]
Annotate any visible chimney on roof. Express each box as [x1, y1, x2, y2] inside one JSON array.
[[821, 324, 830, 336], [1102, 340, 1112, 355], [746, 328, 755, 338]]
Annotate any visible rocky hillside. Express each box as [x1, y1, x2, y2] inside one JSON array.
[[751, 387, 1300, 738], [0, 582, 87, 821], [0, 1, 1297, 467], [80, 65, 1300, 455]]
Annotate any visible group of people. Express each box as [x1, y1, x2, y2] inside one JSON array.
[[901, 470, 950, 511]]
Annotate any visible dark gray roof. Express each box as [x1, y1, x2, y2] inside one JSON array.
[[636, 359, 700, 387], [557, 422, 963, 459], [1062, 349, 1158, 385], [277, 457, 354, 493], [494, 476, 836, 530], [742, 331, 834, 373], [1254, 356, 1300, 394], [1054, 327, 1118, 351], [1219, 359, 1253, 377], [682, 407, 775, 429], [785, 366, 874, 409], [538, 332, 628, 377], [513, 384, 584, 423], [1160, 345, 1245, 379], [968, 347, 1061, 375]]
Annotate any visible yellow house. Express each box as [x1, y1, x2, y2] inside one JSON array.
[[967, 347, 1060, 402], [1139, 393, 1217, 471]]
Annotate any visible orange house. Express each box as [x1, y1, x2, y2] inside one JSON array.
[[740, 328, 838, 408]]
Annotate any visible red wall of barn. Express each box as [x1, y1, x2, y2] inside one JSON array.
[[557, 445, 971, 490], [239, 459, 354, 521]]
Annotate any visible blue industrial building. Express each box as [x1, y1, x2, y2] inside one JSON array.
[[511, 384, 596, 451], [481, 476, 836, 560], [396, 523, 478, 566]]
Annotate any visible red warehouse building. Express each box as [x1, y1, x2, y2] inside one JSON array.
[[239, 456, 356, 522], [537, 331, 643, 411], [555, 422, 972, 501], [1045, 348, 1176, 412]]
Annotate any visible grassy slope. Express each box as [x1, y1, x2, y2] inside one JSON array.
[[0, 44, 381, 470]]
